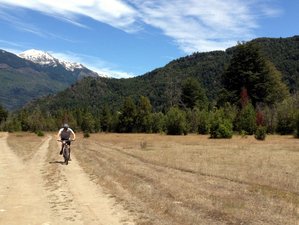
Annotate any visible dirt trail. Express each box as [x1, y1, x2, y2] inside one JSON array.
[[0, 133, 135, 225]]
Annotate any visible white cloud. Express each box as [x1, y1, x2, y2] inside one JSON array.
[[0, 6, 85, 42], [259, 3, 283, 17], [128, 0, 261, 53], [49, 51, 135, 78], [0, 0, 137, 31], [133, 0, 283, 53], [94, 68, 135, 79], [0, 0, 282, 53], [0, 40, 23, 49]]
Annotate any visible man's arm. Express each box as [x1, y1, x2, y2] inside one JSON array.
[[71, 129, 76, 140], [57, 129, 62, 140]]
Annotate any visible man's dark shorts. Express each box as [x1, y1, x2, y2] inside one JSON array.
[[61, 139, 71, 145]]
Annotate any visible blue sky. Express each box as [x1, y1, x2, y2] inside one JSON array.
[[0, 0, 298, 78]]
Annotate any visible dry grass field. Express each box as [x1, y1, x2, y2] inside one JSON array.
[[7, 132, 48, 161], [6, 132, 299, 225], [74, 133, 299, 225]]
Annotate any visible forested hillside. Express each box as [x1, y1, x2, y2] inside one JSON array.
[[23, 36, 299, 113], [251, 36, 299, 92], [2, 36, 299, 137]]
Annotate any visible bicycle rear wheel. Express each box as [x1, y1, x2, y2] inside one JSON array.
[[63, 145, 70, 165]]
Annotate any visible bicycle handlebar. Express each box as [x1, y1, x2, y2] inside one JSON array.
[[57, 139, 75, 142]]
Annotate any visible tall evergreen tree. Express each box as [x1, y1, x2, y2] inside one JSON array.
[[222, 42, 288, 106], [100, 104, 112, 132], [181, 77, 207, 109], [81, 111, 95, 132], [136, 96, 153, 132], [118, 96, 137, 132], [0, 104, 8, 124]]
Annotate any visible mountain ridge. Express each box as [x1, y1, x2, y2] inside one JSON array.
[[18, 49, 86, 72], [23, 35, 299, 115], [0, 49, 101, 111], [1, 35, 299, 112]]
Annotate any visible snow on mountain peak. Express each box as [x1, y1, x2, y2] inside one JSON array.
[[60, 60, 84, 71], [19, 49, 57, 66], [18, 49, 85, 71]]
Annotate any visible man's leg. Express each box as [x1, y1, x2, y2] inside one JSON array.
[[68, 141, 71, 160], [60, 143, 63, 155], [69, 147, 71, 161]]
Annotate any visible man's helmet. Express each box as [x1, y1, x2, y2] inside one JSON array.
[[63, 123, 69, 129]]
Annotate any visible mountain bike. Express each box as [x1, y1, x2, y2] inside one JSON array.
[[57, 140, 74, 165]]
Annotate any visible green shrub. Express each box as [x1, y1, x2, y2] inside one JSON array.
[[210, 120, 233, 138], [276, 114, 295, 135], [210, 109, 233, 138], [240, 130, 248, 138], [185, 108, 198, 133], [165, 107, 187, 135], [36, 130, 44, 137], [197, 110, 210, 134], [276, 98, 296, 135], [255, 126, 267, 140], [151, 112, 165, 133], [83, 132, 90, 138], [234, 103, 256, 135]]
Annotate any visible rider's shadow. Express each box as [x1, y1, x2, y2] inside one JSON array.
[[49, 161, 65, 165]]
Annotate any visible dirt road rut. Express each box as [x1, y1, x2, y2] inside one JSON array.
[[0, 133, 135, 225]]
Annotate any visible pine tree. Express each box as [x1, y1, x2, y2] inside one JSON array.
[[81, 111, 95, 133], [100, 104, 112, 132], [118, 97, 137, 132], [0, 104, 8, 124], [222, 42, 288, 106], [181, 77, 207, 109], [136, 96, 153, 132]]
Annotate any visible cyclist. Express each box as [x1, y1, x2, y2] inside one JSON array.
[[57, 124, 76, 157]]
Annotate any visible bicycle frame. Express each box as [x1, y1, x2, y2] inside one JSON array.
[[57, 140, 74, 165]]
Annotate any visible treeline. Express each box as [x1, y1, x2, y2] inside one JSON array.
[[1, 42, 299, 138], [1, 93, 299, 139]]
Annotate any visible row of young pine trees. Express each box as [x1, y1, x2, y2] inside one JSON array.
[[1, 91, 299, 140]]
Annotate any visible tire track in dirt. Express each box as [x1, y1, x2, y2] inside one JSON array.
[[80, 144, 245, 225], [79, 141, 299, 225], [43, 136, 135, 225], [41, 137, 83, 224], [94, 142, 299, 197], [0, 133, 54, 225], [0, 133, 135, 225]]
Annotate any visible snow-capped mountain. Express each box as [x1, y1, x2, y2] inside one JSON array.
[[0, 48, 103, 110], [18, 49, 86, 72], [18, 49, 57, 66]]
